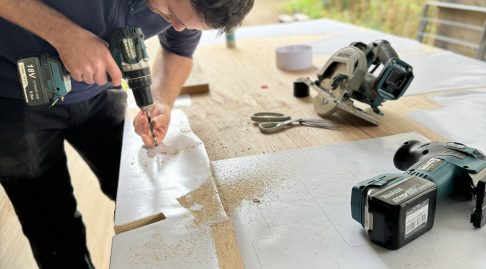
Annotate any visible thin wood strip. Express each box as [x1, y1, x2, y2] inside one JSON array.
[[114, 212, 166, 234]]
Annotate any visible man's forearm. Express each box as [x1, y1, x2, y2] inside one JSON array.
[[0, 0, 85, 50], [151, 48, 193, 108]]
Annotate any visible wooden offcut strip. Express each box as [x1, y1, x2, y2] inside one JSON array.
[[181, 60, 210, 95], [114, 212, 166, 234], [211, 220, 244, 269]]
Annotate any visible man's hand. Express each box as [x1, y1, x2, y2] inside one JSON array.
[[0, 0, 122, 87], [133, 102, 172, 148], [55, 29, 122, 86]]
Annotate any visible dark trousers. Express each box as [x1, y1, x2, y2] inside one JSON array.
[[0, 89, 126, 269]]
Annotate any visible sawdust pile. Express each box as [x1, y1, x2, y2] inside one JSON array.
[[215, 169, 277, 215], [177, 179, 225, 227]]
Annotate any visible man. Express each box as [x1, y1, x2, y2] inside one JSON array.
[[0, 0, 254, 268]]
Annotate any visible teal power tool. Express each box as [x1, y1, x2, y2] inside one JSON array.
[[17, 27, 158, 146], [351, 140, 486, 250], [294, 40, 414, 125], [109, 27, 157, 146]]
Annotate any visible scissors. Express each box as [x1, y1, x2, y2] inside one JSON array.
[[251, 112, 337, 134]]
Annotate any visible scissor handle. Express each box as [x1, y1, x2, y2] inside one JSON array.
[[251, 112, 291, 123], [258, 120, 294, 134]]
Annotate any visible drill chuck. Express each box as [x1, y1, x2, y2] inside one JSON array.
[[125, 68, 153, 110], [133, 86, 153, 111]]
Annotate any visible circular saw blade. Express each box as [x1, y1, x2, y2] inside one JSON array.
[[312, 63, 348, 117], [312, 91, 339, 116]]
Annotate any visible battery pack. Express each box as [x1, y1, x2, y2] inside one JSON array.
[[17, 57, 50, 106], [367, 175, 437, 249]]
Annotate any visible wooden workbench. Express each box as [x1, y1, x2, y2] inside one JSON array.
[[114, 19, 486, 268]]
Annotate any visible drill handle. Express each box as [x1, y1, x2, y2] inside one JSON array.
[[471, 178, 486, 228], [393, 140, 425, 171]]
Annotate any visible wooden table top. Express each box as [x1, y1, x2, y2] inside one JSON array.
[[117, 20, 486, 268]]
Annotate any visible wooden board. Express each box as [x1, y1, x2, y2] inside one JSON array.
[[181, 60, 210, 95], [186, 36, 445, 161]]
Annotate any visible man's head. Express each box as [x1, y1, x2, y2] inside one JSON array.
[[148, 0, 254, 32], [190, 0, 254, 33]]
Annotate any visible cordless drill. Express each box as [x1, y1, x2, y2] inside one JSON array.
[[17, 26, 158, 146], [351, 140, 486, 250], [109, 27, 157, 146]]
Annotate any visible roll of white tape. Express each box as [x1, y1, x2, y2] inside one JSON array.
[[275, 45, 313, 71]]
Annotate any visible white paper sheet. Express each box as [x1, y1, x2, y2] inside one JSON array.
[[111, 109, 226, 269], [410, 88, 486, 145], [212, 133, 486, 269], [111, 214, 220, 269]]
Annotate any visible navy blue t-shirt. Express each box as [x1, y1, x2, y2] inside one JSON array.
[[0, 0, 202, 103]]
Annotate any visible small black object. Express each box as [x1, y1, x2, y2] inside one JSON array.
[[471, 179, 486, 228], [293, 78, 310, 97], [393, 140, 423, 171]]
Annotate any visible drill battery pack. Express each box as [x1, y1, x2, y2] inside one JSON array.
[[17, 54, 71, 107], [366, 175, 437, 249], [353, 140, 486, 250]]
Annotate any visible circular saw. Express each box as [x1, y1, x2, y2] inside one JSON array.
[[295, 40, 414, 125]]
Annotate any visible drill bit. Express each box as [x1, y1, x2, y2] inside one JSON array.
[[145, 110, 158, 147]]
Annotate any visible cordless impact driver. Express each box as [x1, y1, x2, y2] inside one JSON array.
[[351, 140, 486, 250], [17, 26, 158, 146]]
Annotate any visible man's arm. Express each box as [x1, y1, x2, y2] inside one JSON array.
[[153, 27, 201, 107], [153, 48, 193, 109], [0, 0, 121, 85], [133, 48, 193, 147]]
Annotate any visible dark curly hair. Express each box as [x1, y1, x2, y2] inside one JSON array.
[[190, 0, 254, 33]]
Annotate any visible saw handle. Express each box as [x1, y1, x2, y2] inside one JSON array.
[[374, 40, 399, 64]]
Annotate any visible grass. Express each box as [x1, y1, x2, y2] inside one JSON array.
[[284, 0, 428, 38]]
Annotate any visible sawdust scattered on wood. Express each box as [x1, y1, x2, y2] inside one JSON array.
[[177, 178, 225, 227], [214, 165, 278, 215]]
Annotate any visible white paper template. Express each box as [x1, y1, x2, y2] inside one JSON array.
[[410, 89, 486, 146], [111, 109, 226, 269], [212, 133, 486, 269]]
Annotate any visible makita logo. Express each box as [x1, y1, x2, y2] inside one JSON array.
[[122, 38, 136, 60], [337, 52, 352, 58], [381, 187, 404, 199]]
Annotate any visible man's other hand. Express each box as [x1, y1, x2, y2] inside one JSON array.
[[133, 102, 171, 148]]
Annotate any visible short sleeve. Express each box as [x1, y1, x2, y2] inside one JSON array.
[[158, 27, 202, 58]]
